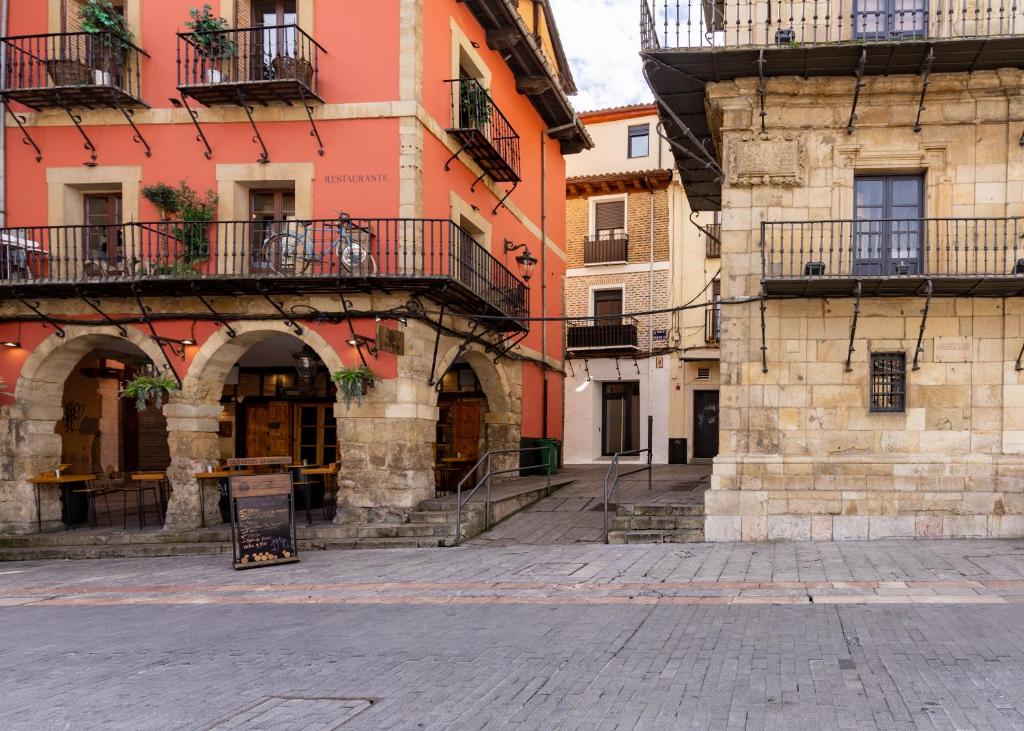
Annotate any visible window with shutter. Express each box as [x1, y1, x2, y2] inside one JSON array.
[[62, 0, 87, 33], [593, 200, 625, 240]]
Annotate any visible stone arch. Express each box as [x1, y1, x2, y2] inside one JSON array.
[[3, 326, 170, 534], [162, 322, 347, 529]]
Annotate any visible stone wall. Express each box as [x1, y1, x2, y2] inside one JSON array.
[[706, 69, 1024, 541]]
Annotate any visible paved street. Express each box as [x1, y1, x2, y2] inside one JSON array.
[[4, 541, 1024, 729]]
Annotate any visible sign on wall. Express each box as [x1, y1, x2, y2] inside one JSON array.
[[377, 324, 405, 355], [229, 473, 299, 570]]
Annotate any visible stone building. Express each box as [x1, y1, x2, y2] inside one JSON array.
[[643, 0, 1024, 539], [0, 0, 590, 536], [563, 105, 720, 465]]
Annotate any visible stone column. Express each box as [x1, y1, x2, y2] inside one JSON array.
[[0, 392, 65, 534], [163, 400, 222, 531]]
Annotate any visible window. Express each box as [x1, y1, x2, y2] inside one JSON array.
[[593, 200, 625, 241], [593, 288, 623, 325], [870, 353, 906, 413], [250, 188, 295, 270], [854, 0, 928, 38], [254, 0, 299, 81], [854, 175, 924, 276], [83, 193, 123, 275], [628, 124, 650, 158]]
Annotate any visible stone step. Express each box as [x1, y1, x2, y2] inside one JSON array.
[[607, 529, 705, 545], [320, 537, 443, 550], [616, 504, 704, 517], [0, 542, 233, 561], [0, 529, 233, 549], [409, 510, 485, 525], [610, 516, 706, 532]]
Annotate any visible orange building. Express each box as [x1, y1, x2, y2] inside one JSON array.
[[0, 0, 589, 538]]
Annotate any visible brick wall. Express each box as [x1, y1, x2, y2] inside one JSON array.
[[565, 187, 670, 269]]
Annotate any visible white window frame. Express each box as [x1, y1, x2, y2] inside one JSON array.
[[588, 194, 628, 238]]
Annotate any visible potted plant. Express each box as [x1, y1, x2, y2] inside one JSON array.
[[458, 77, 492, 131], [331, 365, 377, 410], [120, 370, 178, 412], [142, 183, 181, 221], [186, 5, 237, 83], [78, 0, 134, 86]]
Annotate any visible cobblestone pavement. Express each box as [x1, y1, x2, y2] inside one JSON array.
[[468, 464, 710, 546], [4, 541, 1024, 729]]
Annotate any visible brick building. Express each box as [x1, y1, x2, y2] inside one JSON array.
[[644, 0, 1024, 539]]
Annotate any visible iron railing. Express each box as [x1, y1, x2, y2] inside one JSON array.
[[177, 24, 323, 96], [1, 31, 146, 103], [445, 78, 522, 182], [761, 217, 1024, 279], [705, 223, 722, 258], [0, 218, 529, 320], [567, 317, 641, 350], [584, 234, 629, 264], [705, 305, 721, 343], [603, 415, 654, 544], [453, 447, 552, 546], [641, 0, 1024, 50]]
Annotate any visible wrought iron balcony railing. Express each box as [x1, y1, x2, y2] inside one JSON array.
[[584, 234, 629, 264], [641, 0, 1024, 50], [445, 78, 521, 184], [705, 305, 721, 344], [705, 224, 722, 258], [567, 317, 640, 351], [177, 24, 323, 105], [761, 216, 1024, 295], [0, 218, 529, 323], [1, 31, 147, 108]]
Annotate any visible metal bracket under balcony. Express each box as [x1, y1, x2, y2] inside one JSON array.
[[176, 25, 326, 162], [761, 217, 1024, 298], [567, 318, 640, 353], [0, 32, 152, 164]]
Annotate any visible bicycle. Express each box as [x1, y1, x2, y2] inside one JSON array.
[[258, 212, 378, 275]]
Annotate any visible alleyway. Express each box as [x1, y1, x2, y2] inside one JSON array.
[[468, 464, 710, 546]]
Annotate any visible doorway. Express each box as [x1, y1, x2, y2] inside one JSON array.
[[853, 175, 924, 276], [254, 0, 298, 81], [249, 187, 295, 270], [434, 359, 487, 493], [692, 390, 719, 459], [83, 192, 124, 276], [601, 381, 639, 456]]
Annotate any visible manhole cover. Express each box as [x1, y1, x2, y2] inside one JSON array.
[[205, 697, 376, 730]]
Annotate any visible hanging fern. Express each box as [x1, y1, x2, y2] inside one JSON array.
[[331, 365, 377, 410], [120, 372, 178, 412]]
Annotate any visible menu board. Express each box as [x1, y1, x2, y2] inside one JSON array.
[[229, 473, 299, 570]]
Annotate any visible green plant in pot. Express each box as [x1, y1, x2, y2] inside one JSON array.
[[186, 4, 237, 83], [458, 78, 492, 131], [141, 182, 181, 220], [120, 370, 178, 412], [79, 0, 134, 85], [172, 181, 217, 263], [331, 365, 377, 410]]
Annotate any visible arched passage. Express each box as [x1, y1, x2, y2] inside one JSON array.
[[167, 322, 346, 529], [2, 326, 170, 534]]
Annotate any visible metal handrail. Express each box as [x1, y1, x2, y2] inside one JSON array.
[[453, 447, 552, 546], [603, 414, 654, 544]]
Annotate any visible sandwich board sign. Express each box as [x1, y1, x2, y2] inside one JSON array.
[[229, 472, 299, 570]]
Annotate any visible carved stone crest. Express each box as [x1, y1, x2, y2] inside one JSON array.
[[726, 133, 806, 187]]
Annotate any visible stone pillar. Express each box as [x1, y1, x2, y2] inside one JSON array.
[[0, 393, 65, 534], [163, 401, 222, 531]]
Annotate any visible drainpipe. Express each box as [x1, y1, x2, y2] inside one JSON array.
[[648, 182, 655, 459], [540, 121, 579, 440], [1, 0, 8, 227]]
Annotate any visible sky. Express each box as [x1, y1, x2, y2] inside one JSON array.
[[554, 0, 653, 112]]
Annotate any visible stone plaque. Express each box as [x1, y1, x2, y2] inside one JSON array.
[[726, 133, 806, 187], [934, 336, 971, 363]]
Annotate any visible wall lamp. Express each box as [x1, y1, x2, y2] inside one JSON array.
[[154, 336, 196, 359], [346, 334, 378, 356], [503, 239, 538, 282], [1, 340, 20, 348]]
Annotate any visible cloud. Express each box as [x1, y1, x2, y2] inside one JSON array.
[[554, 0, 652, 111]]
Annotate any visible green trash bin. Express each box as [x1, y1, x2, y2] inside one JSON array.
[[536, 438, 560, 476]]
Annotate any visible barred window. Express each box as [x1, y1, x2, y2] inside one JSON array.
[[870, 353, 906, 413]]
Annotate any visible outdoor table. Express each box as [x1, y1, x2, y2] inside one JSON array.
[[29, 473, 98, 532], [194, 469, 256, 527], [288, 465, 336, 525]]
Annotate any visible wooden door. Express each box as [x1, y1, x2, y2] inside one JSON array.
[[451, 401, 482, 461], [692, 390, 720, 459], [245, 401, 293, 459]]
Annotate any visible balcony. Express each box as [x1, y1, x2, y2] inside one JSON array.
[[705, 306, 721, 344], [761, 217, 1024, 296], [705, 224, 721, 258], [445, 78, 521, 184], [642, 0, 1024, 50], [584, 234, 629, 265], [0, 31, 146, 109], [0, 218, 529, 329], [567, 317, 640, 352], [177, 25, 323, 106]]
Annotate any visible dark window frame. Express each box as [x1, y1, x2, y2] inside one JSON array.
[[854, 174, 925, 276], [869, 352, 907, 413], [627, 124, 650, 159], [853, 0, 929, 39]]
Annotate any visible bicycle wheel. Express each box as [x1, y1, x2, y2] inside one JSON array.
[[260, 233, 309, 274], [337, 232, 378, 275]]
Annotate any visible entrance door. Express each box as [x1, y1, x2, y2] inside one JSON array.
[[692, 390, 720, 459], [245, 401, 292, 458], [602, 382, 639, 456], [853, 176, 924, 276], [253, 0, 298, 81], [250, 188, 296, 270], [83, 193, 123, 276]]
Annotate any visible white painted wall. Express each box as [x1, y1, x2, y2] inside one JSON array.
[[563, 356, 670, 465], [567, 112, 672, 178]]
